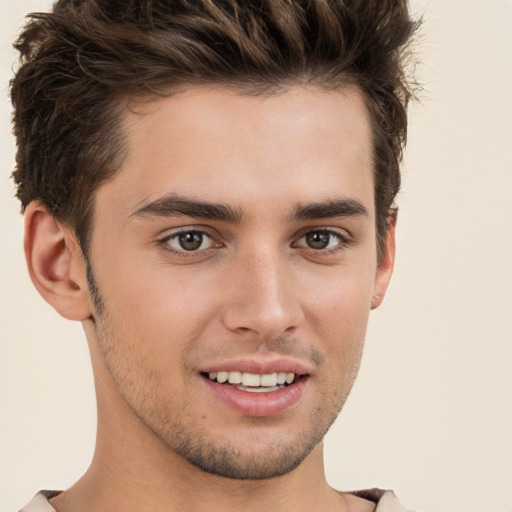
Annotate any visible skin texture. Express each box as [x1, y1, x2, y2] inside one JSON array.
[[25, 85, 395, 512]]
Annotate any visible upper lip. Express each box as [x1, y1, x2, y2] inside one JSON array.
[[199, 356, 312, 376]]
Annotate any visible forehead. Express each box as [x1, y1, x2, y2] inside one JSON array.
[[96, 85, 375, 222]]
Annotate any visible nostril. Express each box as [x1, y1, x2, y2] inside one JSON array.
[[219, 280, 304, 340]]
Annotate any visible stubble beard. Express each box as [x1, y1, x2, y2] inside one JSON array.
[[86, 258, 354, 481], [167, 393, 342, 480]]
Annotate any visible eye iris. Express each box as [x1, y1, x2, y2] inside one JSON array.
[[306, 231, 330, 249], [178, 232, 203, 251]]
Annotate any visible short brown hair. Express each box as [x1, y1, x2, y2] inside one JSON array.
[[11, 0, 418, 254]]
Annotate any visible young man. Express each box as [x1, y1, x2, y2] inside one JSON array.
[[11, 1, 418, 510]]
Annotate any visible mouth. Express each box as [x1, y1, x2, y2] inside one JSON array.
[[201, 370, 308, 416], [199, 358, 311, 416], [202, 371, 301, 393]]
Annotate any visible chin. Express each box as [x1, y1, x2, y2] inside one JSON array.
[[167, 413, 334, 480], [175, 439, 314, 480]]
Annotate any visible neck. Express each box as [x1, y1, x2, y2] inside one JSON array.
[[50, 324, 368, 512], [53, 411, 340, 512]]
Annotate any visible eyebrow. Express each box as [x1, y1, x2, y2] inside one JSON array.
[[130, 194, 243, 223], [130, 194, 369, 224], [291, 198, 369, 221]]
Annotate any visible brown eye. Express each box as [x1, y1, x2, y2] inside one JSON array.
[[295, 229, 346, 251], [178, 231, 204, 251], [305, 231, 331, 249], [164, 230, 215, 253]]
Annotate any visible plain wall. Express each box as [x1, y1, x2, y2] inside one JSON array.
[[1, 1, 511, 511]]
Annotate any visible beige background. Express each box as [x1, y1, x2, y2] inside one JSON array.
[[1, 1, 511, 511]]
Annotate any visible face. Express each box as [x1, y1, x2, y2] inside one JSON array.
[[86, 86, 394, 479]]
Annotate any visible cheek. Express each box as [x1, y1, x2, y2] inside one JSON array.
[[304, 264, 374, 373], [306, 264, 375, 329], [97, 249, 216, 319]]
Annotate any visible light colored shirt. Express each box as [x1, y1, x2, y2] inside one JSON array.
[[19, 488, 417, 511]]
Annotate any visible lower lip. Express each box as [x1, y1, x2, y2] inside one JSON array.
[[202, 376, 308, 417]]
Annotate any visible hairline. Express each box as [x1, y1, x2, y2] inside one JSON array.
[[76, 78, 387, 261]]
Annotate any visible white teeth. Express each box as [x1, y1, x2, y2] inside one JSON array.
[[236, 385, 280, 393], [207, 370, 297, 387], [260, 373, 277, 387], [227, 371, 243, 384], [242, 373, 261, 386], [216, 371, 229, 383]]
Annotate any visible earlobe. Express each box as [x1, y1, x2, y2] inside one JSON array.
[[24, 202, 92, 321], [371, 210, 397, 310]]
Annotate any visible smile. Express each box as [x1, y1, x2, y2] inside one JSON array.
[[199, 357, 312, 416], [201, 370, 308, 416], [206, 371, 297, 392]]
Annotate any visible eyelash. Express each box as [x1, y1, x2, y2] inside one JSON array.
[[157, 227, 352, 258], [158, 229, 219, 258], [293, 228, 352, 254]]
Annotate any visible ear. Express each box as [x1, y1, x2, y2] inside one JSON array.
[[371, 209, 397, 310], [24, 202, 92, 321]]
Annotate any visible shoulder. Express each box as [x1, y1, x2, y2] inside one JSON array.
[[349, 488, 419, 512], [22, 488, 419, 512], [18, 491, 61, 512]]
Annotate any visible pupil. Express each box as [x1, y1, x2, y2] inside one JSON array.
[[306, 231, 330, 249], [179, 232, 203, 251]]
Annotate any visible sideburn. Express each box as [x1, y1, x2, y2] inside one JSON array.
[[84, 252, 105, 317]]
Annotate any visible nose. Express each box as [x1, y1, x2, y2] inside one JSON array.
[[220, 250, 304, 341]]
